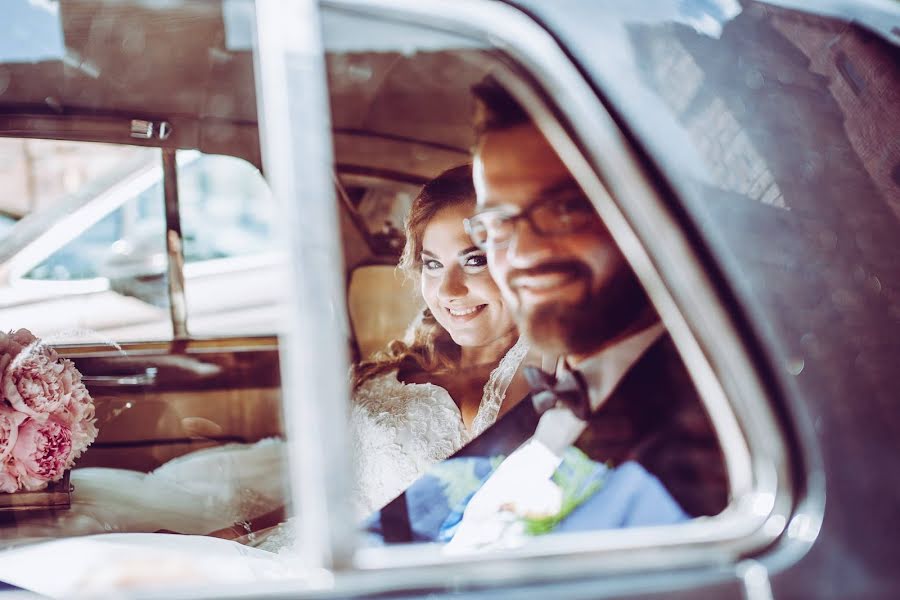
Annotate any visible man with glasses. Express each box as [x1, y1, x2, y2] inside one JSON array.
[[461, 77, 728, 520], [367, 79, 726, 545]]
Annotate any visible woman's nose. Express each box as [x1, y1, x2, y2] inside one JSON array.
[[438, 266, 468, 301]]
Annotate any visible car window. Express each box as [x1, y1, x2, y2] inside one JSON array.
[[0, 141, 279, 341], [0, 214, 15, 238], [0, 3, 294, 595], [23, 153, 274, 282], [10, 0, 894, 597], [316, 0, 743, 568]]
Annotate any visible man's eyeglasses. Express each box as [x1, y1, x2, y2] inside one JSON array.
[[464, 193, 599, 250]]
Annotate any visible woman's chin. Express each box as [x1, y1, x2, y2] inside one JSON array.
[[447, 329, 491, 350], [447, 331, 475, 348], [448, 329, 511, 353]]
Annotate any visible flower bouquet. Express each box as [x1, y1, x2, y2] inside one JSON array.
[[0, 328, 98, 510]]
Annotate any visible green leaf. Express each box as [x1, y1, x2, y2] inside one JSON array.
[[522, 448, 605, 536]]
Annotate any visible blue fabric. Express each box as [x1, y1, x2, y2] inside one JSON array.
[[363, 453, 687, 544], [553, 461, 688, 532]]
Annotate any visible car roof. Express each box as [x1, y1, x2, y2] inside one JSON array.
[[0, 0, 480, 178]]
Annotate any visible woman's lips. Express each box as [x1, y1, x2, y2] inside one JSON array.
[[445, 304, 487, 323]]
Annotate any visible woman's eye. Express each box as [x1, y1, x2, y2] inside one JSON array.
[[422, 259, 442, 271], [463, 254, 488, 268]]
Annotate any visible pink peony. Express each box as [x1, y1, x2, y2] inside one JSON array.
[[2, 348, 72, 422], [11, 418, 73, 492], [0, 459, 17, 493], [55, 360, 92, 422], [0, 328, 98, 493], [0, 404, 27, 463], [55, 362, 98, 456], [66, 394, 99, 459], [0, 328, 38, 375]]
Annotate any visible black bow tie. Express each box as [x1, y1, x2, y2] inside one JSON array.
[[524, 364, 591, 421]]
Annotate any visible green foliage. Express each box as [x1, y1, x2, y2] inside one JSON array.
[[432, 454, 505, 507], [522, 448, 605, 536]]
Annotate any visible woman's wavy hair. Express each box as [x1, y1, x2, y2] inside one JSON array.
[[353, 164, 475, 388]]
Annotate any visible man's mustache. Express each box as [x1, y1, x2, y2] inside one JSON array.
[[506, 260, 591, 289]]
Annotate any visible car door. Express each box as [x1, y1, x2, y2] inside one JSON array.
[[0, 0, 292, 546], [2, 0, 897, 598], [261, 0, 896, 598]]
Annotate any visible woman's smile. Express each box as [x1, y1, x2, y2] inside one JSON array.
[[446, 303, 488, 321]]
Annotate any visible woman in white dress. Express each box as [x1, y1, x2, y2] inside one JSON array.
[[349, 164, 532, 516], [225, 165, 534, 552], [0, 166, 534, 561]]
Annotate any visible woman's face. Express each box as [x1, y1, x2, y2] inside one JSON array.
[[420, 202, 517, 350]]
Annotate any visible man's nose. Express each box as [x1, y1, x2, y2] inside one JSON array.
[[438, 265, 468, 301], [505, 216, 555, 268]]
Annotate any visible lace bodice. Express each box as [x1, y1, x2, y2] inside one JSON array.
[[350, 337, 529, 517]]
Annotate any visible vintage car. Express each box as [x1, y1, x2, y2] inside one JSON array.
[[0, 0, 898, 598]]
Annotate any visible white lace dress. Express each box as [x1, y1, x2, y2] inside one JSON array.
[[351, 336, 529, 517], [252, 337, 529, 553], [2, 339, 529, 559]]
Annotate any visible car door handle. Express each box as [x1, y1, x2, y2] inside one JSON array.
[[82, 367, 158, 387]]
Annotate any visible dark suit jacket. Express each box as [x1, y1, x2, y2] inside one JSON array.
[[374, 334, 728, 541], [456, 334, 728, 518]]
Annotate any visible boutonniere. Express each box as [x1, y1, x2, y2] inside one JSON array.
[[521, 448, 606, 535], [442, 446, 606, 553]]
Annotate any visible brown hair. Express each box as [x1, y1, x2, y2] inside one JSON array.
[[472, 75, 530, 137], [353, 164, 476, 388]]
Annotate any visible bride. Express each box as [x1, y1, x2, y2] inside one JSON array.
[[0, 165, 534, 550], [350, 163, 532, 516]]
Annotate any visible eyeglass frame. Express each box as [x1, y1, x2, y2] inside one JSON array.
[[463, 191, 601, 250]]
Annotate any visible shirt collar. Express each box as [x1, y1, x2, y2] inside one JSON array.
[[558, 320, 666, 412]]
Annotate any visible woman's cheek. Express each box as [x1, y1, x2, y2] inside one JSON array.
[[421, 275, 441, 316]]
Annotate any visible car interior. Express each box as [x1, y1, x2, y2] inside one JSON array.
[[0, 0, 729, 556], [5, 1, 900, 597], [0, 0, 500, 524]]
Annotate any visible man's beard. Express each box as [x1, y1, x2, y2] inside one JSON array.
[[512, 261, 648, 357]]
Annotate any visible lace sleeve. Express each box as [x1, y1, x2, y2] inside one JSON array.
[[350, 372, 466, 517], [470, 337, 529, 437]]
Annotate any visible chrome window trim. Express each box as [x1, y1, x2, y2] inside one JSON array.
[[315, 0, 793, 588], [253, 0, 356, 572], [162, 148, 189, 339]]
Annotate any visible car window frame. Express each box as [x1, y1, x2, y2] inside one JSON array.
[[0, 0, 792, 596], [248, 0, 796, 594], [0, 137, 281, 342]]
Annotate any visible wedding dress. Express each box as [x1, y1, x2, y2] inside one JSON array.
[[350, 335, 530, 517], [253, 336, 529, 552], [0, 338, 529, 558]]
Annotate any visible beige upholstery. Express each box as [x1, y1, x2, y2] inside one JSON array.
[[348, 265, 422, 361]]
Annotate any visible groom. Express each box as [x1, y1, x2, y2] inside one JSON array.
[[459, 77, 728, 518]]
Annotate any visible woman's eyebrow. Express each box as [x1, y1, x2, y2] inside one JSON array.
[[421, 249, 438, 259], [457, 246, 479, 257]]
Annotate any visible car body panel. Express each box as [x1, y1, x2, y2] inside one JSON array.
[[507, 0, 900, 596], [0, 0, 897, 597]]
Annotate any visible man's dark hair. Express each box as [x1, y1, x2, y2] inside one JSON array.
[[471, 75, 530, 137]]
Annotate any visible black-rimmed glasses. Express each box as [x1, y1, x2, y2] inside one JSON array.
[[464, 193, 599, 250]]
